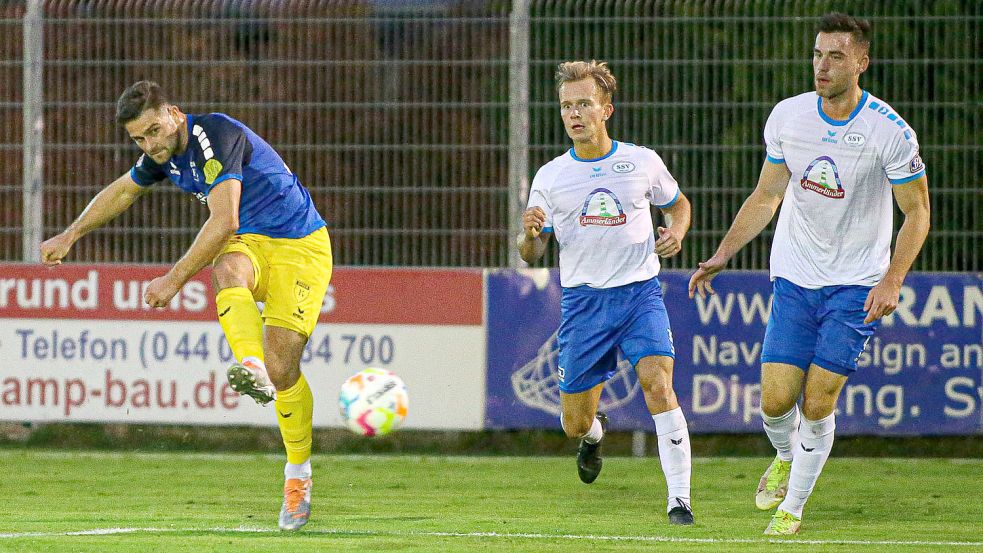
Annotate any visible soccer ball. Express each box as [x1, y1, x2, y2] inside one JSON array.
[[339, 368, 408, 437]]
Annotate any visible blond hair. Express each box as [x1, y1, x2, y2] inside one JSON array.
[[555, 60, 617, 101]]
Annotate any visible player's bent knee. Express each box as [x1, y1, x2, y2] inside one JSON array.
[[644, 379, 674, 404], [801, 397, 836, 421], [264, 358, 302, 391], [760, 394, 798, 418], [264, 325, 309, 390]]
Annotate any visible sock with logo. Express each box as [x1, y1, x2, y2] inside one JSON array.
[[275, 372, 314, 465], [216, 287, 265, 362], [778, 413, 835, 517], [762, 405, 800, 462], [653, 407, 691, 510]]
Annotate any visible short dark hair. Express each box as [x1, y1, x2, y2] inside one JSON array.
[[817, 12, 872, 52], [115, 81, 167, 125]]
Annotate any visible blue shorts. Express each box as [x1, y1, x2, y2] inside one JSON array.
[[761, 277, 878, 376], [557, 277, 675, 394]]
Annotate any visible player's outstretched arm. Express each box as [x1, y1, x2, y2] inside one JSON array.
[[144, 179, 242, 308], [655, 191, 691, 258], [517, 206, 550, 264], [863, 175, 930, 323], [688, 160, 791, 298], [39, 172, 152, 267]]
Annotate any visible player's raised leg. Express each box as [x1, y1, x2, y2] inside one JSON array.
[[555, 284, 621, 485], [636, 355, 693, 525], [756, 362, 805, 511], [560, 384, 607, 484], [213, 250, 277, 405]]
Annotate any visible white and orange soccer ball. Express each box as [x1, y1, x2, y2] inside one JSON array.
[[338, 368, 408, 437]]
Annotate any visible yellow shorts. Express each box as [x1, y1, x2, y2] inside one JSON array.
[[216, 227, 332, 337]]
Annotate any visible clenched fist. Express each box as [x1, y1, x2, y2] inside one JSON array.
[[522, 207, 547, 239], [39, 232, 76, 267]]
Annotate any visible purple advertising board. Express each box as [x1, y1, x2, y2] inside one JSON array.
[[485, 269, 983, 435]]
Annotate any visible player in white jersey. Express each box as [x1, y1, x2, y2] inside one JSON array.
[[689, 13, 930, 535], [518, 60, 695, 525]]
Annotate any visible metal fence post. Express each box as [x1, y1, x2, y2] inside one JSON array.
[[508, 0, 530, 269], [22, 0, 43, 262]]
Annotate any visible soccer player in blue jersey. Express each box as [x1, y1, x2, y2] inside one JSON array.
[[689, 14, 930, 535], [39, 81, 329, 530]]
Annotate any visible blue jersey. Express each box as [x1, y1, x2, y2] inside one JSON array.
[[129, 113, 325, 239]]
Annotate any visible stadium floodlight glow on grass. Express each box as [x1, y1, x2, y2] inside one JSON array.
[[510, 330, 640, 416]]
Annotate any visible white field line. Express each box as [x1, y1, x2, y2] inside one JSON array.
[[0, 526, 980, 547], [2, 451, 982, 465]]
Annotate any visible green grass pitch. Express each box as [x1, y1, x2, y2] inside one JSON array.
[[1, 450, 981, 552]]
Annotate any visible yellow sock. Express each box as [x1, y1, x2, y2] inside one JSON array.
[[216, 287, 264, 362], [276, 373, 314, 465]]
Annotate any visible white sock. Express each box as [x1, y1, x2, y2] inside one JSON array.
[[778, 413, 835, 518], [284, 458, 312, 480], [583, 416, 603, 444], [762, 405, 800, 462], [561, 414, 604, 444], [653, 407, 691, 511]]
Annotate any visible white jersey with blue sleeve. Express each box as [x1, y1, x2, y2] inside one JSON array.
[[763, 91, 926, 288], [526, 141, 680, 288]]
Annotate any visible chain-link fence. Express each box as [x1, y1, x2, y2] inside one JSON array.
[[527, 1, 982, 272], [1, 1, 980, 270], [0, 3, 25, 262], [5, 0, 514, 266]]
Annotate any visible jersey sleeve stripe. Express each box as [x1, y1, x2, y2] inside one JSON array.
[[656, 189, 680, 209], [205, 173, 244, 193], [889, 170, 925, 185]]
